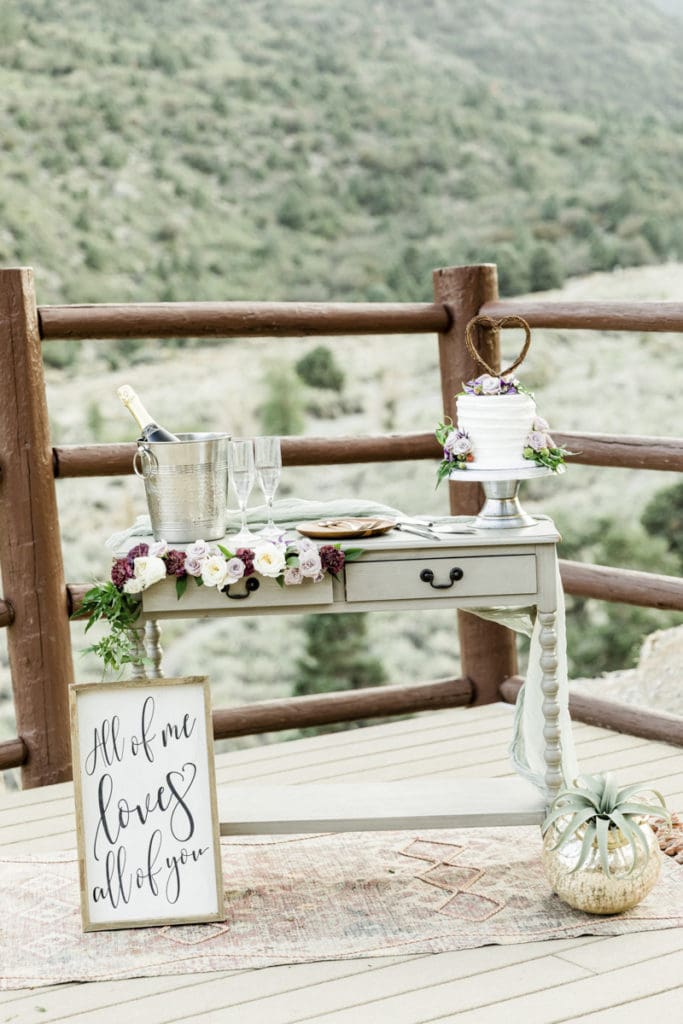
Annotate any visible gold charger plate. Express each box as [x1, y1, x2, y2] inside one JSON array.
[[295, 517, 396, 539]]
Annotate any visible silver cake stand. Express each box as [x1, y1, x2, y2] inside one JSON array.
[[448, 465, 552, 529]]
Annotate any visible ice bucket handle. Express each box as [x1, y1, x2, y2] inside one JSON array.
[[133, 444, 159, 479]]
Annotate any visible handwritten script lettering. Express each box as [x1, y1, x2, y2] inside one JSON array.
[[77, 686, 217, 923]]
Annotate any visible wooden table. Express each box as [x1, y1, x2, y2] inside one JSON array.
[[136, 520, 562, 833]]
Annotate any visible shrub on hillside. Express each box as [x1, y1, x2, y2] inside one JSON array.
[[295, 345, 345, 392]]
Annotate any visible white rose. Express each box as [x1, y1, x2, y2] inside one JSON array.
[[133, 555, 167, 589], [299, 550, 322, 579], [284, 566, 303, 586], [123, 576, 144, 594], [533, 416, 549, 432], [201, 554, 229, 589], [253, 541, 286, 578], [225, 557, 246, 584]]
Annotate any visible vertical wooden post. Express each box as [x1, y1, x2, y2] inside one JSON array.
[[433, 263, 518, 705], [0, 268, 74, 786]]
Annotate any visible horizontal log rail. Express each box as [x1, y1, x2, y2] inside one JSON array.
[[560, 560, 683, 611], [481, 300, 683, 332], [211, 677, 473, 739], [0, 598, 14, 627], [39, 302, 452, 340], [37, 299, 683, 341], [500, 676, 683, 747], [53, 430, 683, 478], [0, 736, 28, 770], [552, 432, 683, 472]]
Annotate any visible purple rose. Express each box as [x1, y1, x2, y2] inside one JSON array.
[[296, 538, 318, 555], [284, 566, 303, 586], [186, 539, 210, 561], [445, 432, 472, 457], [184, 555, 203, 577], [533, 416, 549, 432], [225, 557, 246, 583], [236, 547, 255, 577], [480, 374, 502, 395], [527, 431, 549, 452], [299, 550, 322, 579]]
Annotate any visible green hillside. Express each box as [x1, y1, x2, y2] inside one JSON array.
[[1, 0, 682, 307]]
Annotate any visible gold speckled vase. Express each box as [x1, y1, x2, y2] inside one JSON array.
[[542, 817, 661, 915]]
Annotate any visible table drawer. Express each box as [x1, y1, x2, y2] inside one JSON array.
[[142, 573, 334, 614], [344, 554, 537, 603]]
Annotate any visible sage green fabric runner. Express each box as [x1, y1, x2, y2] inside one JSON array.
[[105, 498, 404, 550]]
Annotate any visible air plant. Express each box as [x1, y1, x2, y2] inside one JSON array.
[[542, 772, 671, 877]]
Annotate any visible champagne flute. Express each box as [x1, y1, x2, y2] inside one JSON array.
[[229, 440, 256, 545], [254, 436, 282, 538]]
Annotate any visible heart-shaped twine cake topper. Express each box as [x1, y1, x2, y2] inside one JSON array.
[[465, 314, 532, 378]]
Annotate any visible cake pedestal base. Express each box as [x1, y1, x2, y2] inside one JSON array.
[[448, 466, 551, 529]]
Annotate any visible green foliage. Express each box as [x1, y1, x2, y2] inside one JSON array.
[[294, 613, 387, 702], [529, 245, 564, 292], [258, 365, 305, 436], [277, 188, 308, 230], [42, 341, 78, 370], [641, 481, 683, 569], [76, 582, 143, 675], [295, 345, 345, 392], [522, 443, 571, 473], [0, 0, 681, 331]]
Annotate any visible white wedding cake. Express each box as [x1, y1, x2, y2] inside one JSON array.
[[456, 390, 536, 471], [436, 337, 568, 483]]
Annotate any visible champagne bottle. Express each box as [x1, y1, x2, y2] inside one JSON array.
[[116, 385, 180, 442]]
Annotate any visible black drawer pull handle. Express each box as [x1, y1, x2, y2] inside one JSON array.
[[222, 577, 261, 600], [419, 567, 464, 589]]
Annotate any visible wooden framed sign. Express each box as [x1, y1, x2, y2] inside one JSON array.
[[70, 676, 224, 932]]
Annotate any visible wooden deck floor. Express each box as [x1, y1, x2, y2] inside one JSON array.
[[1, 702, 682, 1022]]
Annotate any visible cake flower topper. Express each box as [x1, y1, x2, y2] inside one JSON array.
[[435, 314, 572, 483]]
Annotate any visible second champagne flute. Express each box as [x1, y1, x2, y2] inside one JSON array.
[[255, 436, 282, 538], [229, 440, 256, 545]]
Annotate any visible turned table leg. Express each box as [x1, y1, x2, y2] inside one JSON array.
[[539, 609, 563, 799], [144, 619, 164, 678], [128, 625, 148, 681]]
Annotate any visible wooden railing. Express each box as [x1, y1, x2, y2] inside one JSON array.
[[1, 264, 682, 787]]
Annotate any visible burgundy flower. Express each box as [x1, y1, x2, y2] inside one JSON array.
[[165, 549, 187, 577], [319, 545, 345, 575], [111, 556, 134, 589], [236, 547, 256, 577], [126, 542, 149, 566]]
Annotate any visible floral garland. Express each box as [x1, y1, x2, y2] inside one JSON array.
[[463, 373, 529, 396], [521, 416, 571, 473], [78, 536, 361, 674], [435, 374, 571, 484]]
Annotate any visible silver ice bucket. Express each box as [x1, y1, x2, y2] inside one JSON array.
[[133, 432, 231, 542]]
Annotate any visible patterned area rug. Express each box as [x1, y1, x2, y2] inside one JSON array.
[[2, 827, 682, 990]]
